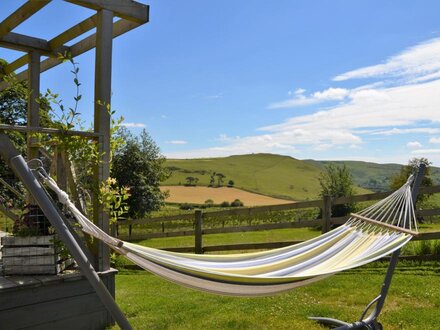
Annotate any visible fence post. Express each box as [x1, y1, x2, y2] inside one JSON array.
[[322, 195, 332, 233], [195, 209, 203, 254], [129, 224, 132, 239]]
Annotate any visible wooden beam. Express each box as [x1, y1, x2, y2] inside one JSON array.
[[0, 1, 51, 38], [0, 124, 101, 138], [49, 14, 98, 49], [0, 178, 23, 199], [0, 204, 19, 223], [65, 0, 149, 24], [2, 14, 98, 75], [0, 19, 141, 91], [0, 32, 70, 57], [93, 9, 113, 272]]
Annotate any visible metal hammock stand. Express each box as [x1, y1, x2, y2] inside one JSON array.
[[309, 163, 425, 330]]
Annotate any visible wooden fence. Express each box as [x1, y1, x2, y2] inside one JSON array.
[[116, 185, 440, 254]]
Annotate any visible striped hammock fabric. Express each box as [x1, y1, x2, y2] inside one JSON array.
[[42, 175, 417, 297]]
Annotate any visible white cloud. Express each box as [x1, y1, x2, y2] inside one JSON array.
[[205, 93, 223, 99], [407, 141, 422, 149], [334, 38, 440, 82], [412, 148, 440, 154], [121, 122, 146, 128], [429, 137, 440, 144], [166, 140, 188, 145], [269, 87, 350, 109], [370, 128, 440, 136], [312, 87, 349, 100]]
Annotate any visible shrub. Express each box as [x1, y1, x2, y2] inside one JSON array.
[[231, 199, 244, 207], [179, 203, 195, 210], [204, 199, 214, 207], [220, 201, 230, 207], [227, 180, 234, 187]]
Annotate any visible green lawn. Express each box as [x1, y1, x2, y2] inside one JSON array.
[[111, 261, 440, 329]]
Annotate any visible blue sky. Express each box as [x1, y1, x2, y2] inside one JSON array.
[[1, 1, 440, 165]]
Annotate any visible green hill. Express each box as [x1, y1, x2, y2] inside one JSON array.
[[163, 154, 369, 201], [306, 160, 440, 192]]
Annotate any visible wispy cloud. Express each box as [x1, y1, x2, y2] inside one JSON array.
[[412, 149, 440, 155], [429, 137, 440, 144], [205, 93, 223, 99], [166, 140, 188, 145], [121, 122, 146, 128], [370, 128, 440, 136], [268, 87, 350, 109], [407, 141, 422, 149], [333, 38, 440, 82]]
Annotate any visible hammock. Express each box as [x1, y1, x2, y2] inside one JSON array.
[[41, 175, 418, 297]]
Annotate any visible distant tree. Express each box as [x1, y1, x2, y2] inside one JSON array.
[[185, 176, 198, 186], [231, 199, 244, 207], [390, 157, 433, 205], [204, 199, 214, 207], [111, 129, 170, 218], [216, 173, 225, 187], [220, 201, 230, 207], [179, 203, 195, 210], [209, 172, 216, 187], [319, 164, 355, 217], [227, 180, 234, 188]]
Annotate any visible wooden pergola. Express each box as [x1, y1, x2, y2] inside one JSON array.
[[0, 2, 148, 328], [0, 0, 149, 271]]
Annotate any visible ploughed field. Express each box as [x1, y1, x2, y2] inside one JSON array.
[[160, 186, 294, 206]]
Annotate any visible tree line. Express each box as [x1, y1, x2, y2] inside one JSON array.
[[185, 172, 234, 188]]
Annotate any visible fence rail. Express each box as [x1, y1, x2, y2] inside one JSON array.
[[116, 185, 440, 253]]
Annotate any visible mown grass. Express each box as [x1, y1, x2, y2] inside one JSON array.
[[111, 261, 440, 329]]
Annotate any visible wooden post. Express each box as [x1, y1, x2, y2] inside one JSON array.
[[194, 210, 203, 254], [55, 148, 67, 191], [93, 9, 113, 271], [322, 195, 332, 233], [26, 51, 40, 204], [128, 224, 132, 239], [27, 51, 40, 160]]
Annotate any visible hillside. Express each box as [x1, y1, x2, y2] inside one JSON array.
[[306, 160, 440, 192], [163, 154, 370, 201]]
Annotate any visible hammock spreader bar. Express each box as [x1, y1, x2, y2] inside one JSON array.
[[350, 213, 419, 236]]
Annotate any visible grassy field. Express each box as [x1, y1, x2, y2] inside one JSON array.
[[111, 261, 440, 329], [112, 221, 440, 329], [164, 154, 371, 201], [161, 186, 293, 205]]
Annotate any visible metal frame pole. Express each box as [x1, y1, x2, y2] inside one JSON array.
[[0, 133, 133, 330]]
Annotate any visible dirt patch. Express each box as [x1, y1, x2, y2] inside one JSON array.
[[161, 186, 294, 206]]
